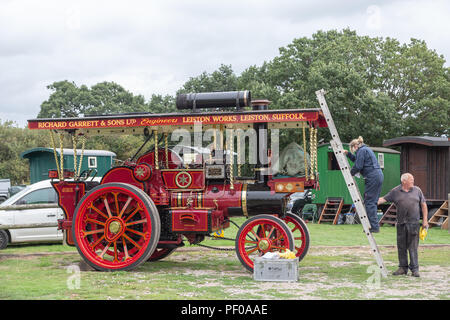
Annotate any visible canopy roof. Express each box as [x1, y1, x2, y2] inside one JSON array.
[[318, 142, 400, 154], [28, 108, 328, 136], [21, 147, 116, 159], [383, 136, 450, 147]]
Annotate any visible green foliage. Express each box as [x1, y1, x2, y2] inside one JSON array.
[[38, 81, 91, 118], [178, 64, 238, 93], [0, 120, 48, 184], [241, 29, 449, 144], [38, 80, 148, 118], [85, 82, 147, 115], [147, 94, 176, 113]]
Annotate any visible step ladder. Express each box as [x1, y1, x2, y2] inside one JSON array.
[[379, 204, 397, 226], [318, 197, 344, 224], [428, 201, 448, 229], [315, 89, 388, 278]]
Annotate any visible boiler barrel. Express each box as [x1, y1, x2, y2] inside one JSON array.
[[227, 183, 289, 217], [176, 91, 251, 110]]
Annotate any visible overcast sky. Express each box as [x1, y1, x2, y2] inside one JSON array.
[[1, 0, 449, 128]]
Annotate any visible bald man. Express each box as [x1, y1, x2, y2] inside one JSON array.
[[378, 173, 428, 277]]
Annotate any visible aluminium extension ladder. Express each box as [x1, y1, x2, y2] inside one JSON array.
[[315, 89, 388, 278]]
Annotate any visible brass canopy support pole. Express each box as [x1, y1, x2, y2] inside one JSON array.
[[154, 129, 159, 170], [309, 126, 318, 180], [309, 126, 317, 180], [59, 133, 64, 180], [303, 122, 309, 181], [227, 129, 234, 190], [49, 130, 61, 180], [77, 135, 86, 178], [164, 132, 169, 168], [211, 125, 217, 163], [71, 134, 78, 179], [237, 129, 242, 177], [314, 126, 318, 176]]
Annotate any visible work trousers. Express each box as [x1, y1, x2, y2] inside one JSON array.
[[364, 169, 384, 231], [396, 223, 420, 271]]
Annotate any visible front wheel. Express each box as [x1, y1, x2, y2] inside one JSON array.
[[0, 230, 9, 250], [282, 213, 310, 261], [72, 183, 161, 271], [235, 215, 294, 272]]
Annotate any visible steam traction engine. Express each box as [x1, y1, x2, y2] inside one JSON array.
[[27, 91, 327, 272]]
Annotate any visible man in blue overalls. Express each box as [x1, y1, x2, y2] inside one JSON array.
[[344, 136, 384, 233]]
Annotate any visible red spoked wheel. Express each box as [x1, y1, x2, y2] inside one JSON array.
[[282, 213, 310, 261], [72, 183, 160, 271], [235, 215, 294, 272], [147, 247, 176, 262]]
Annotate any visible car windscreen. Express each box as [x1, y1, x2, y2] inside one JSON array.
[[0, 185, 32, 207]]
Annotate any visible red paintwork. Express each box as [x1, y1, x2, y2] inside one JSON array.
[[236, 216, 293, 271], [52, 181, 86, 245], [101, 167, 146, 191], [161, 170, 205, 190], [282, 214, 309, 258], [28, 109, 327, 130], [133, 164, 152, 181], [167, 181, 244, 218], [171, 208, 224, 233], [73, 184, 156, 270]]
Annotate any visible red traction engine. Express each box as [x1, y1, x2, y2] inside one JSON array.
[[28, 91, 326, 272]]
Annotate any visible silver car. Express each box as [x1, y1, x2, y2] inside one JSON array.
[[0, 179, 63, 249]]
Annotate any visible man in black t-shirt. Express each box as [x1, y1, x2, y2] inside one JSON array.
[[378, 173, 428, 277]]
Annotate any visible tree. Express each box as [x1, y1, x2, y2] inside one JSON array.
[[85, 82, 147, 115], [38, 80, 91, 118], [0, 120, 48, 184], [38, 81, 148, 118], [240, 29, 449, 145], [147, 94, 176, 113], [178, 64, 238, 93]]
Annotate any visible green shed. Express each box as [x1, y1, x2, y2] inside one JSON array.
[[312, 143, 400, 205], [21, 148, 116, 184]]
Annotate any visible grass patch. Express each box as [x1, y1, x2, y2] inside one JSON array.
[[1, 221, 449, 300], [201, 218, 449, 247]]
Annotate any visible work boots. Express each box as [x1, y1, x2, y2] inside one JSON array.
[[411, 270, 420, 277], [392, 268, 420, 277], [392, 268, 408, 276]]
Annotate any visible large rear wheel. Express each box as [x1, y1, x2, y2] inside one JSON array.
[[235, 215, 294, 272], [72, 183, 160, 271]]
